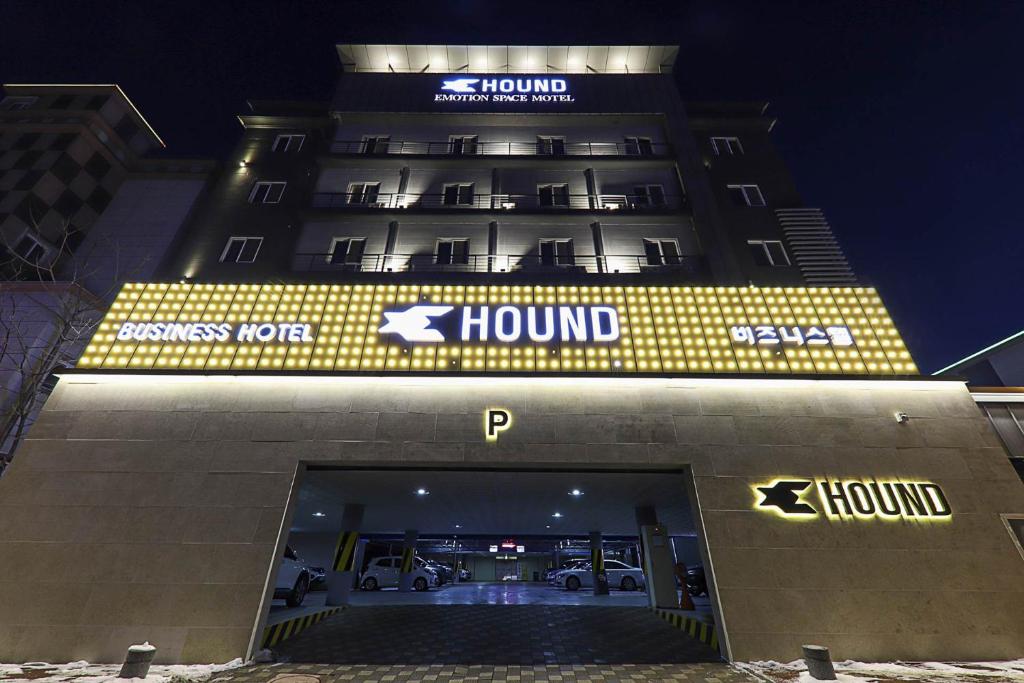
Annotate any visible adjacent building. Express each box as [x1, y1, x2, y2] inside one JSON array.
[[0, 84, 214, 464], [0, 46, 1021, 667]]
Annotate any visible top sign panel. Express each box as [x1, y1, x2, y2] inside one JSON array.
[[76, 284, 917, 376], [435, 76, 575, 104]]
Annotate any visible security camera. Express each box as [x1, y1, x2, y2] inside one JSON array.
[[894, 411, 909, 424]]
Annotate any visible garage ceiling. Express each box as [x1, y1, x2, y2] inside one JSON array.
[[292, 469, 695, 536]]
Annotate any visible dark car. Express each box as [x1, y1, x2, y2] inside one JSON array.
[[307, 566, 327, 591], [685, 564, 707, 596], [424, 560, 453, 584]]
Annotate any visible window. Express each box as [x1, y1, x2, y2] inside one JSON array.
[[50, 153, 81, 183], [443, 183, 475, 206], [347, 182, 381, 205], [361, 135, 390, 154], [248, 181, 286, 204], [53, 132, 77, 149], [220, 237, 263, 263], [436, 239, 470, 265], [711, 136, 743, 156], [12, 132, 41, 150], [748, 240, 791, 267], [633, 185, 667, 207], [540, 239, 574, 266], [84, 152, 112, 180], [86, 186, 112, 214], [1, 96, 38, 111], [328, 237, 366, 265], [728, 184, 766, 207], [625, 136, 655, 155], [538, 184, 569, 207], [448, 135, 478, 155], [85, 94, 108, 110], [643, 239, 682, 266], [14, 232, 47, 263], [1002, 515, 1024, 562], [114, 115, 139, 142], [272, 134, 305, 152], [51, 94, 75, 109], [536, 136, 566, 155], [54, 189, 83, 219]]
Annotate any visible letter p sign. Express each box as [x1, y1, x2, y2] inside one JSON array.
[[485, 408, 512, 442]]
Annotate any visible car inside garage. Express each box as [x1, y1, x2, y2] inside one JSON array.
[[259, 467, 721, 665]]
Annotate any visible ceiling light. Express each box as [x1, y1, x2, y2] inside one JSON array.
[[552, 512, 562, 518], [454, 524, 462, 528], [312, 512, 326, 518], [545, 525, 551, 529], [416, 488, 429, 496], [569, 489, 583, 497]]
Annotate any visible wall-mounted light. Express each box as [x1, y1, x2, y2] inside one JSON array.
[[312, 512, 326, 518], [552, 512, 562, 518], [415, 488, 430, 496], [238, 160, 247, 168], [569, 489, 584, 497]]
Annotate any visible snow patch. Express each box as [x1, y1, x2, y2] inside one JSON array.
[[0, 658, 244, 683]]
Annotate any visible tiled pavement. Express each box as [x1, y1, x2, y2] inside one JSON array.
[[213, 662, 757, 682], [267, 605, 721, 665]]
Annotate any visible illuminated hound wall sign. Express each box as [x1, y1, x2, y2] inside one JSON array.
[[755, 479, 952, 522], [76, 283, 916, 374], [436, 76, 575, 103], [379, 305, 619, 343]]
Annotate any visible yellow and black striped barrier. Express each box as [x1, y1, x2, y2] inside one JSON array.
[[400, 546, 415, 573], [261, 607, 344, 649], [332, 531, 360, 572], [653, 608, 719, 653]]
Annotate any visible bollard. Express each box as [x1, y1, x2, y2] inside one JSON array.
[[118, 642, 157, 679], [802, 644, 837, 681]]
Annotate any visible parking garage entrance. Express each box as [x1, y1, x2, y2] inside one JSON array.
[[259, 467, 722, 665]]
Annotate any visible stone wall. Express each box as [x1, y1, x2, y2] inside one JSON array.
[[0, 375, 1021, 663]]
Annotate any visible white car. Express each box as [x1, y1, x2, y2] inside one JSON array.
[[273, 545, 311, 607], [360, 556, 440, 591], [553, 560, 646, 591]]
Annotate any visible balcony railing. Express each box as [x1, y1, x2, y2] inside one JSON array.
[[330, 140, 672, 157], [292, 252, 704, 276], [311, 192, 685, 211]]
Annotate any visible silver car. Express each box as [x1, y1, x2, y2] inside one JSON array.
[[553, 560, 645, 591]]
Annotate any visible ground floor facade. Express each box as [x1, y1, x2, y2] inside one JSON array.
[[0, 375, 1022, 664]]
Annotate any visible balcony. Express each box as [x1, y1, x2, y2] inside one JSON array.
[[311, 191, 686, 212], [292, 252, 705, 277], [329, 140, 672, 157]]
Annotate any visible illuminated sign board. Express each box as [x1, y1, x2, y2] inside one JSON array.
[[436, 76, 574, 103], [77, 283, 916, 375], [755, 479, 952, 522]]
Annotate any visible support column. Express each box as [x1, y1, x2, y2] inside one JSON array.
[[634, 505, 658, 575], [398, 529, 419, 592], [584, 167, 598, 209], [326, 504, 364, 606], [590, 221, 605, 273], [589, 530, 609, 595], [396, 166, 411, 207], [488, 220, 499, 272], [640, 523, 678, 609], [384, 220, 399, 272]]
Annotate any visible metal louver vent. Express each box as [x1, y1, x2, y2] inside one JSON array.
[[776, 208, 858, 285]]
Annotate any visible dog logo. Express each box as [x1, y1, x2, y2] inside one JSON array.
[[756, 480, 816, 515], [378, 305, 454, 343], [440, 78, 480, 93]]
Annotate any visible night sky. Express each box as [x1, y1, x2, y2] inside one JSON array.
[[5, 1, 1021, 372]]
